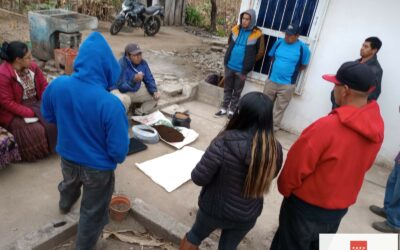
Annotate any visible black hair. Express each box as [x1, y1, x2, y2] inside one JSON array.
[[225, 92, 279, 198], [0, 41, 29, 63], [365, 37, 382, 52], [226, 91, 274, 133]]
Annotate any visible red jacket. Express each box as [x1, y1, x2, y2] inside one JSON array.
[[278, 101, 384, 209], [0, 61, 48, 127]]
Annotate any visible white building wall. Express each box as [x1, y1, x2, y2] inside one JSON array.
[[275, 0, 400, 164]]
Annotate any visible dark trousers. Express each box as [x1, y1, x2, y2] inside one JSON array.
[[270, 198, 343, 250], [221, 67, 246, 113], [59, 158, 115, 250], [187, 209, 256, 250]]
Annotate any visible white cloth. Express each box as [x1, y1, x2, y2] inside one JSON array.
[[136, 146, 204, 192]]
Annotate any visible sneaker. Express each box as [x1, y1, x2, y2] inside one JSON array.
[[372, 221, 400, 233], [227, 111, 234, 119], [214, 109, 227, 117], [369, 205, 387, 218]]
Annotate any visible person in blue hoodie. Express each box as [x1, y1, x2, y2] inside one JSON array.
[[41, 32, 129, 250], [215, 9, 265, 119], [111, 43, 160, 115]]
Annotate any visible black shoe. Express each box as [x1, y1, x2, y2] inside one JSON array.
[[214, 110, 227, 117], [227, 112, 234, 119], [372, 221, 400, 233], [369, 205, 387, 218]]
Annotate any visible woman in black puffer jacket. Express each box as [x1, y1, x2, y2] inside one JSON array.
[[180, 92, 283, 250]]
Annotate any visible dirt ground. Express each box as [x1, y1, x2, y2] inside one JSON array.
[[51, 214, 177, 250]]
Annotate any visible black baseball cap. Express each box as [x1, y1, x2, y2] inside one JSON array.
[[322, 61, 375, 92], [125, 43, 142, 55], [285, 24, 300, 35]]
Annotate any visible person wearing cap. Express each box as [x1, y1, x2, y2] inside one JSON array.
[[214, 9, 265, 119], [270, 61, 384, 250], [263, 24, 311, 132], [111, 43, 160, 115], [331, 36, 383, 109]]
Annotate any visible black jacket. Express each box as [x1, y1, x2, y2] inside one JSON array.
[[191, 130, 283, 222], [358, 55, 383, 100]]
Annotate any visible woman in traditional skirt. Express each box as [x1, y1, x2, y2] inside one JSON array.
[[0, 126, 21, 169], [0, 41, 57, 161]]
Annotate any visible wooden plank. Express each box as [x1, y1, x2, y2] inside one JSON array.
[[164, 0, 172, 25], [181, 0, 187, 25], [168, 0, 176, 25], [174, 0, 184, 25]]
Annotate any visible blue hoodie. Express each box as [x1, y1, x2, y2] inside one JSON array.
[[41, 32, 129, 170], [227, 9, 257, 73], [114, 56, 157, 94]]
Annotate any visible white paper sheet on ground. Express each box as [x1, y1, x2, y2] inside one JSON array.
[[131, 110, 173, 127], [136, 146, 204, 192]]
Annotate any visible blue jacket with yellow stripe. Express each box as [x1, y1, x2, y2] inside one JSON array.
[[224, 9, 265, 75]]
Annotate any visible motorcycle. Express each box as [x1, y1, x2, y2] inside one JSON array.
[[110, 0, 164, 36]]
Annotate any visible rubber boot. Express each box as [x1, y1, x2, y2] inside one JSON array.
[[179, 234, 199, 250]]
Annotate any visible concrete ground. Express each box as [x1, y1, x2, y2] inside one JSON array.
[[0, 19, 394, 249], [0, 99, 392, 249]]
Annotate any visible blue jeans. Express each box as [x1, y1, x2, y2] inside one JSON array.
[[59, 158, 115, 250], [384, 161, 400, 229], [187, 209, 256, 250]]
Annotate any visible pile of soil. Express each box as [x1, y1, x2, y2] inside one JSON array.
[[153, 125, 184, 143]]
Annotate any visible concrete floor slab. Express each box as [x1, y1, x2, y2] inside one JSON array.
[[0, 100, 392, 249]]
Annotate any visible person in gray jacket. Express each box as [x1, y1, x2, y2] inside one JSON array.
[[331, 37, 383, 108]]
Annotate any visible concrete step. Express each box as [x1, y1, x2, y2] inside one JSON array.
[[160, 83, 183, 97], [161, 104, 189, 117]]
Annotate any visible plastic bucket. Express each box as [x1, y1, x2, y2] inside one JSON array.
[[172, 112, 191, 128], [109, 195, 131, 222]]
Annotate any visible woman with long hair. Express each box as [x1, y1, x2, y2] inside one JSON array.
[[180, 92, 283, 250], [0, 41, 57, 161]]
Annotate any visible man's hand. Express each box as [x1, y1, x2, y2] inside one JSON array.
[[239, 74, 247, 81], [134, 72, 144, 82], [153, 92, 161, 100]]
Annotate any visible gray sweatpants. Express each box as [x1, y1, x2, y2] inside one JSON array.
[[221, 67, 246, 113]]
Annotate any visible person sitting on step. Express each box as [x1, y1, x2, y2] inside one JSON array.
[[111, 43, 161, 115]]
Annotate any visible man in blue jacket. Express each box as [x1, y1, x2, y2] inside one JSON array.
[[263, 24, 311, 132], [215, 9, 265, 119], [41, 32, 129, 250], [111, 43, 160, 115]]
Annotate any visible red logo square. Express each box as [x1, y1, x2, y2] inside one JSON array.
[[350, 241, 367, 250]]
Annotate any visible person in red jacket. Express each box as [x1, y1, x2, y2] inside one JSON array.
[[0, 41, 56, 161], [270, 61, 384, 250]]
